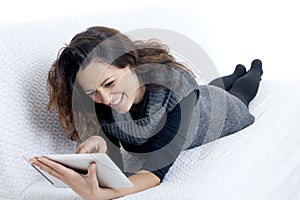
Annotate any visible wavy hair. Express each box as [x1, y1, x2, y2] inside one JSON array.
[[47, 26, 194, 141]]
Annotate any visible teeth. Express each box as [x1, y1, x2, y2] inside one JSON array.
[[112, 93, 123, 105]]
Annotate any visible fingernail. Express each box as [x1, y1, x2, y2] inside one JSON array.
[[37, 158, 43, 162], [29, 158, 35, 164]]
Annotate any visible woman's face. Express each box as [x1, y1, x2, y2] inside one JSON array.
[[77, 61, 145, 114]]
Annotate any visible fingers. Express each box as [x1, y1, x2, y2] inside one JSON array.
[[30, 157, 101, 194], [76, 143, 91, 154], [75, 136, 107, 154], [87, 163, 96, 178], [87, 163, 99, 187], [30, 157, 78, 181], [76, 138, 97, 154], [30, 157, 64, 179]]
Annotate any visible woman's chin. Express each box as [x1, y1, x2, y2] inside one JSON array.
[[112, 103, 131, 114], [113, 95, 134, 114]]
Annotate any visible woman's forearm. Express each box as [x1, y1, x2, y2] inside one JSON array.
[[100, 170, 160, 199]]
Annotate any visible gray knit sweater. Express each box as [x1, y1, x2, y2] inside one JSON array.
[[100, 64, 255, 180]]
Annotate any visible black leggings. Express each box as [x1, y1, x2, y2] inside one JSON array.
[[208, 59, 263, 107]]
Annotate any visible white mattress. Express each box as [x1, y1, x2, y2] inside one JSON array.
[[19, 80, 300, 200], [1, 11, 300, 200]]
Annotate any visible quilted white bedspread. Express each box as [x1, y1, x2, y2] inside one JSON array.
[[1, 10, 300, 200]]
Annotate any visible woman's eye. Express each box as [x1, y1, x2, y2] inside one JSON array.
[[104, 81, 114, 87]]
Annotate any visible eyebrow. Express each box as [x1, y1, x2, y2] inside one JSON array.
[[84, 76, 112, 94]]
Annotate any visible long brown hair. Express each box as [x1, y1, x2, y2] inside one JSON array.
[[47, 26, 194, 141]]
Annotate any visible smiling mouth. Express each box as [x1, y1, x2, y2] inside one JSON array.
[[112, 93, 124, 105]]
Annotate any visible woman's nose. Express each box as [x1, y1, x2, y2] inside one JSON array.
[[95, 88, 112, 105]]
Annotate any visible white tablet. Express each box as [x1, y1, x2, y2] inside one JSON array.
[[24, 153, 133, 188]]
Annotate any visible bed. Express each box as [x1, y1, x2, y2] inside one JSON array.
[[1, 9, 300, 200]]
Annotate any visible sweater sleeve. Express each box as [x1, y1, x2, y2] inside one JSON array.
[[121, 90, 198, 182]]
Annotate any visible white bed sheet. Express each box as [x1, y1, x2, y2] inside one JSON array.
[[21, 79, 300, 200]]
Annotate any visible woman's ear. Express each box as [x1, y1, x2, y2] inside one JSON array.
[[127, 64, 137, 75]]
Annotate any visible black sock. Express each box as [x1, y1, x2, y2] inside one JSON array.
[[248, 59, 263, 77], [228, 59, 263, 107], [209, 64, 247, 90]]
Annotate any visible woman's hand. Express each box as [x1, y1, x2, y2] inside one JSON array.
[[76, 136, 107, 154], [29, 156, 161, 200], [29, 157, 110, 200]]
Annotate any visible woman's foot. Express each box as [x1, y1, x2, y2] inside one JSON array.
[[247, 59, 263, 81], [249, 59, 263, 76], [209, 64, 247, 90], [234, 64, 248, 77]]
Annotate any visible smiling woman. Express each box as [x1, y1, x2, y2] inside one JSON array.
[[47, 26, 192, 141], [36, 26, 263, 199]]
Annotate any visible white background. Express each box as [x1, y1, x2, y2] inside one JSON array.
[[1, 0, 299, 80]]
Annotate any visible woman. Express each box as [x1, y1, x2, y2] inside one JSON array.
[[30, 26, 263, 200]]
